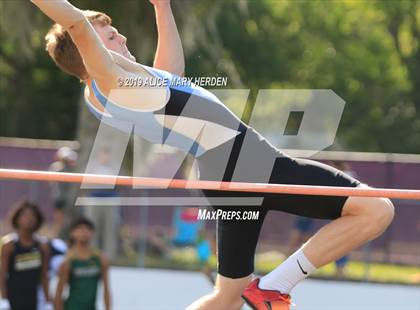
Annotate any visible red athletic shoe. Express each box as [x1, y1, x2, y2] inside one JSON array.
[[241, 278, 294, 310]]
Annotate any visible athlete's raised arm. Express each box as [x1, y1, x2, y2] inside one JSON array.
[[150, 0, 185, 76], [31, 0, 122, 84]]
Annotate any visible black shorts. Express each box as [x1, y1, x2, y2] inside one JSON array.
[[197, 128, 361, 278]]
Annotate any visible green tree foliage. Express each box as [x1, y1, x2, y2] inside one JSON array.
[[0, 0, 418, 153]]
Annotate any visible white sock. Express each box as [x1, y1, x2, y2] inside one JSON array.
[[259, 248, 316, 294]]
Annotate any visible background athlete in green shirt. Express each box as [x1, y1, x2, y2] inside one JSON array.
[[55, 218, 111, 310]]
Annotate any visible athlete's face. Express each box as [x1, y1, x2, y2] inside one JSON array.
[[17, 208, 37, 232], [94, 24, 136, 62], [71, 225, 94, 245]]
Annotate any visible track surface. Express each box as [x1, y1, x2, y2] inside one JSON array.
[[92, 267, 419, 309]]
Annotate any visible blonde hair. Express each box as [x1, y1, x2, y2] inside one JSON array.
[[45, 10, 112, 80]]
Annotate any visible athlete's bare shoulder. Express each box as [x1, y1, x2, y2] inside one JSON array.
[[0, 235, 15, 255], [1, 233, 17, 246], [108, 51, 153, 79]]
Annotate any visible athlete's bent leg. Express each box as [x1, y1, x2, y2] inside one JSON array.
[[186, 274, 251, 310], [303, 187, 395, 267], [260, 185, 395, 295]]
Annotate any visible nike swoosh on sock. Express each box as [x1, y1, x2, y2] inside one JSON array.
[[297, 259, 308, 275]]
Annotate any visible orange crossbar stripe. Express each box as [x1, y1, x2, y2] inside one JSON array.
[[0, 168, 419, 200]]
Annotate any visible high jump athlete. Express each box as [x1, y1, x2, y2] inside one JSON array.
[[30, 1, 395, 309]]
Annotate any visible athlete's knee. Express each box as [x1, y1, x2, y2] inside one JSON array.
[[344, 196, 394, 237], [364, 197, 394, 232], [371, 198, 394, 233]]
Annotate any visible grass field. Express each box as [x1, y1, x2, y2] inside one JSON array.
[[256, 257, 420, 285]]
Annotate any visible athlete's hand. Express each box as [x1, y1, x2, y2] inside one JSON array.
[[0, 299, 10, 310], [149, 0, 170, 8]]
